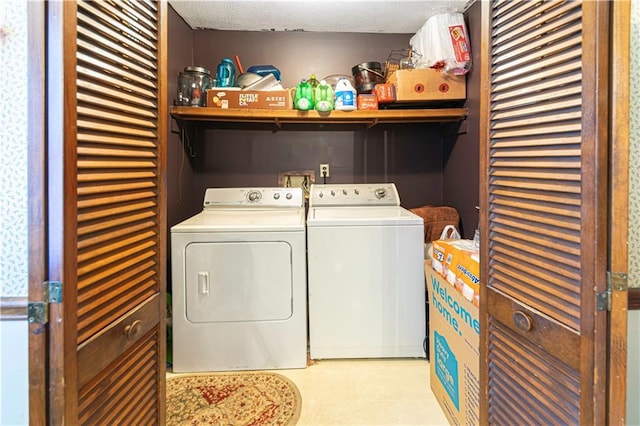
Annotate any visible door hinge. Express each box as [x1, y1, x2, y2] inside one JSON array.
[[27, 281, 63, 324], [597, 272, 628, 311]]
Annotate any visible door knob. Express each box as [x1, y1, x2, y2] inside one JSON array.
[[513, 311, 532, 332], [124, 319, 142, 340]]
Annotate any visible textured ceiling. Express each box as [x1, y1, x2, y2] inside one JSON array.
[[169, 0, 470, 34]]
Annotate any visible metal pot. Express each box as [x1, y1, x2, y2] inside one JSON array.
[[351, 62, 385, 94]]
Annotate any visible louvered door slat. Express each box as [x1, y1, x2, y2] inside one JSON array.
[[79, 331, 158, 423], [488, 321, 580, 424], [78, 181, 156, 196], [482, 0, 609, 423], [77, 229, 155, 263], [77, 132, 157, 148], [90, 354, 156, 425], [77, 210, 156, 236], [76, 40, 156, 81], [493, 4, 581, 56], [77, 65, 156, 100], [77, 52, 156, 90], [78, 93, 157, 120], [114, 0, 158, 33], [492, 187, 580, 206], [493, 31, 582, 75], [493, 0, 564, 37], [78, 119, 157, 138], [493, 234, 580, 271], [77, 260, 156, 304], [78, 2, 157, 59], [78, 280, 156, 343], [97, 1, 158, 43]]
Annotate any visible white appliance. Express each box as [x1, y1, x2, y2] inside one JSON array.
[[306, 183, 426, 359], [171, 187, 307, 372]]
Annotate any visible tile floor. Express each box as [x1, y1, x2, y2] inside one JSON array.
[[169, 358, 450, 425]]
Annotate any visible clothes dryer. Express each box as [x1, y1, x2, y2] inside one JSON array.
[[306, 183, 426, 359], [171, 187, 307, 372]]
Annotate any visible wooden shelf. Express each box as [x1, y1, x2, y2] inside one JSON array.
[[170, 106, 467, 128]]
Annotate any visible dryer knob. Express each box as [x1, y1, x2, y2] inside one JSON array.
[[319, 192, 324, 198], [331, 190, 336, 196], [247, 191, 262, 203], [375, 188, 387, 199], [273, 193, 280, 199], [342, 189, 347, 195], [286, 193, 292, 199]]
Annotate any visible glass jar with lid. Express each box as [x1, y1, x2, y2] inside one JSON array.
[[176, 66, 213, 107]]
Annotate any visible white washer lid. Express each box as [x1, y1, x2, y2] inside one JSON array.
[[171, 208, 305, 232], [307, 206, 422, 227]]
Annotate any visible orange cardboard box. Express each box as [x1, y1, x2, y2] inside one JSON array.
[[431, 239, 479, 306], [386, 68, 466, 102], [357, 94, 378, 110], [373, 83, 396, 103], [206, 89, 292, 109]]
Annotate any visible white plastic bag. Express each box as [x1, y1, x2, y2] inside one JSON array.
[[426, 224, 461, 260], [439, 224, 461, 240], [410, 12, 472, 75]]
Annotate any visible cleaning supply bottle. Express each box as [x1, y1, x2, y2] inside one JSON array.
[[215, 58, 236, 87], [334, 78, 357, 111], [308, 73, 320, 89], [294, 79, 314, 111], [314, 80, 334, 112]]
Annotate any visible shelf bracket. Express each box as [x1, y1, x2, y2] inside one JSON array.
[[366, 119, 379, 129]]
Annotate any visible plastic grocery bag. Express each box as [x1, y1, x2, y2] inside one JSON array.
[[439, 224, 461, 240], [410, 12, 472, 75]]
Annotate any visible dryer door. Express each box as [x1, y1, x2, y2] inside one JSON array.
[[185, 241, 293, 323]]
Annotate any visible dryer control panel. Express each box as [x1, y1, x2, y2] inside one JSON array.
[[203, 187, 303, 208], [309, 183, 400, 207]]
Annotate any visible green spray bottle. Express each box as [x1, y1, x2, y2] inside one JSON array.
[[314, 80, 334, 112], [294, 79, 314, 111]]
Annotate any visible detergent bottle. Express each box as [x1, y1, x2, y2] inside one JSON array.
[[334, 78, 357, 111], [294, 79, 314, 111], [314, 80, 334, 112]]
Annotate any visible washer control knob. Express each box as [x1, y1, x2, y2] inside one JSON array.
[[342, 189, 347, 195], [354, 189, 360, 195], [331, 190, 336, 196], [286, 193, 292, 199], [247, 191, 262, 203], [375, 188, 387, 199], [273, 193, 280, 200], [319, 192, 324, 198]]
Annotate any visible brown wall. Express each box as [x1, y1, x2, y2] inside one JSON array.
[[442, 2, 481, 238], [167, 7, 198, 224], [167, 10, 480, 238]]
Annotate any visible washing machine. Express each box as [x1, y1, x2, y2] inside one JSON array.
[[306, 183, 426, 359], [171, 187, 307, 372]]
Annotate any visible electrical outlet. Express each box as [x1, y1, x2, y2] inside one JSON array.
[[320, 164, 330, 178]]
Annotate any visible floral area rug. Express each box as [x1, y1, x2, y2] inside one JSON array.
[[166, 372, 302, 426]]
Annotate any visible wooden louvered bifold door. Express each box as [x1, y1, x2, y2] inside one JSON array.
[[479, 1, 610, 424], [47, 0, 167, 423]]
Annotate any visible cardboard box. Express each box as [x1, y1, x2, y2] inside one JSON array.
[[206, 89, 292, 109], [357, 94, 378, 110], [386, 69, 466, 102], [431, 239, 479, 307], [427, 267, 479, 426], [374, 83, 396, 103]]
